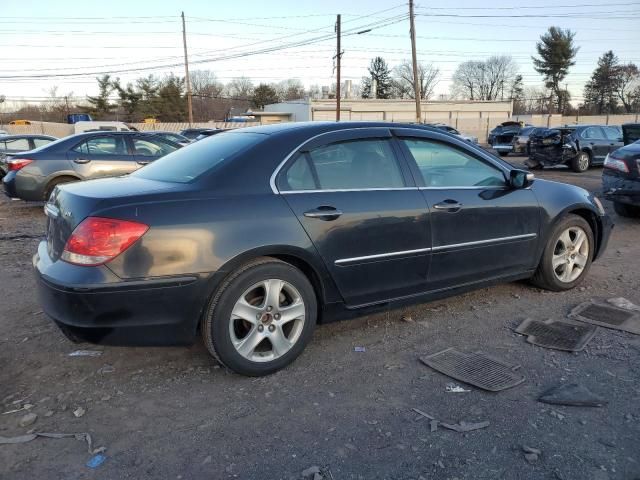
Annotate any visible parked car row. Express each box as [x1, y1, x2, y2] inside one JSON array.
[[602, 123, 640, 218]]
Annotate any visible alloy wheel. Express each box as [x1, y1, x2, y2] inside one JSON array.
[[552, 226, 589, 283], [229, 279, 305, 362], [578, 153, 589, 171]]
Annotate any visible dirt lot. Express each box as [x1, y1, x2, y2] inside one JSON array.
[[1, 156, 639, 480]]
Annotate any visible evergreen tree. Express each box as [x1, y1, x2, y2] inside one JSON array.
[[251, 84, 279, 109], [361, 57, 393, 99], [86, 74, 115, 118], [532, 27, 579, 113], [583, 51, 621, 114]]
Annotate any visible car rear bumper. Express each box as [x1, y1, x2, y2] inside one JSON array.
[[2, 171, 18, 198], [603, 173, 640, 207], [33, 241, 211, 346], [2, 170, 45, 201]]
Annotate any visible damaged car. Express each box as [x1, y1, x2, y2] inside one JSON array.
[[527, 125, 623, 173], [487, 121, 531, 157], [602, 123, 640, 217]]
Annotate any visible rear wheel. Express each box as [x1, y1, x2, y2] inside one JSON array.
[[571, 151, 590, 173], [531, 214, 594, 291], [44, 176, 78, 201], [201, 257, 317, 376], [613, 201, 640, 218]]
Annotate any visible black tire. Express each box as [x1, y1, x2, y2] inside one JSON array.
[[201, 257, 317, 376], [613, 201, 640, 218], [571, 151, 590, 173], [498, 151, 509, 157], [44, 176, 78, 201], [531, 214, 594, 291]]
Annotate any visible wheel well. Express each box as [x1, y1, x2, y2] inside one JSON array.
[[269, 254, 326, 318], [45, 175, 80, 197], [567, 208, 601, 257]]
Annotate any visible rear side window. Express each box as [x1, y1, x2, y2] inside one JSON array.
[[132, 132, 265, 183], [279, 138, 404, 191], [133, 137, 178, 157], [602, 126, 622, 141], [0, 138, 30, 151], [581, 127, 604, 140], [73, 136, 127, 155], [401, 138, 505, 188]]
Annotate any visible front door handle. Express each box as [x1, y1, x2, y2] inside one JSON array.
[[433, 200, 463, 213], [303, 206, 343, 220], [73, 158, 90, 164]]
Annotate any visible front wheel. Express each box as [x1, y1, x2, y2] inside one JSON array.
[[531, 214, 594, 291], [201, 257, 317, 376], [571, 151, 590, 173]]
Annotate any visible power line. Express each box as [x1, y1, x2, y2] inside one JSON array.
[[420, 1, 640, 10]]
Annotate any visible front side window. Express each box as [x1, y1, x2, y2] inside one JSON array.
[[73, 136, 127, 156], [401, 138, 505, 188], [33, 138, 53, 148], [133, 138, 178, 157], [280, 138, 404, 191]]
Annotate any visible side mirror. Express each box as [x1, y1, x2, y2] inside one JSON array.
[[510, 169, 534, 189]]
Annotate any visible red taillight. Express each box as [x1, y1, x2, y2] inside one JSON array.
[[7, 158, 33, 171], [61, 217, 149, 266], [603, 154, 629, 173]]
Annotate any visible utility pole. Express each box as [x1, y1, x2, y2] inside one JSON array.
[[335, 14, 341, 122], [181, 11, 194, 126], [409, 0, 422, 123]]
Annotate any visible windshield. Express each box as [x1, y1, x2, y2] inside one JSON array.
[[132, 131, 266, 183]]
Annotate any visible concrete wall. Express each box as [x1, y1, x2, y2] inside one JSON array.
[[264, 101, 310, 122]]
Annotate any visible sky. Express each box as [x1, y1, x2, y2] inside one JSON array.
[[1, 0, 639, 108]]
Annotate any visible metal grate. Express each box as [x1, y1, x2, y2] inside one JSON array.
[[516, 318, 597, 352], [420, 348, 525, 392], [569, 302, 640, 335]]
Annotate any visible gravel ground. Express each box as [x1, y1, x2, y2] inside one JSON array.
[[1, 156, 639, 480]]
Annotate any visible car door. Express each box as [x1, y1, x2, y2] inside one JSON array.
[[602, 126, 624, 155], [580, 127, 609, 163], [275, 128, 432, 307], [67, 134, 137, 179], [132, 136, 180, 168], [393, 128, 541, 289]]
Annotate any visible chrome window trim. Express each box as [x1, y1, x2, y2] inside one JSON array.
[[282, 187, 418, 194], [431, 233, 537, 252], [334, 233, 537, 265], [335, 247, 432, 265], [269, 127, 396, 194], [419, 186, 507, 191]]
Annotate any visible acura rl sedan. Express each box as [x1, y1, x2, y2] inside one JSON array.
[[34, 122, 613, 376]]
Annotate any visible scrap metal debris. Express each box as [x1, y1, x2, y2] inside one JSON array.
[[68, 350, 103, 357], [411, 408, 489, 433], [538, 383, 607, 408], [607, 297, 640, 312], [0, 432, 105, 455]]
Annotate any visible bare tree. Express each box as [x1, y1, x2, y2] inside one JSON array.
[[616, 63, 640, 113], [225, 77, 254, 100], [190, 70, 224, 98], [275, 79, 306, 101], [391, 61, 440, 100], [451, 56, 518, 101]]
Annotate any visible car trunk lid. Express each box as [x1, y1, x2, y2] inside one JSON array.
[[44, 176, 178, 262]]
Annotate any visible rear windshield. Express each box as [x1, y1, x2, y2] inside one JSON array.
[[132, 131, 265, 183]]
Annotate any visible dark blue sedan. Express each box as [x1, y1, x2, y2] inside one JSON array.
[[34, 122, 612, 376]]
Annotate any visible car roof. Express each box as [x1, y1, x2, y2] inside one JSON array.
[[235, 121, 446, 137]]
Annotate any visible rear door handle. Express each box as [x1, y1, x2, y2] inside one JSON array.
[[73, 158, 90, 164], [303, 206, 343, 220], [433, 200, 463, 213]]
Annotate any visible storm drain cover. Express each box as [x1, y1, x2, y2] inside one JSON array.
[[515, 318, 597, 352], [420, 348, 525, 392], [569, 302, 640, 335]]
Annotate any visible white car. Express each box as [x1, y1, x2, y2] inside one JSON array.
[[431, 123, 479, 144]]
